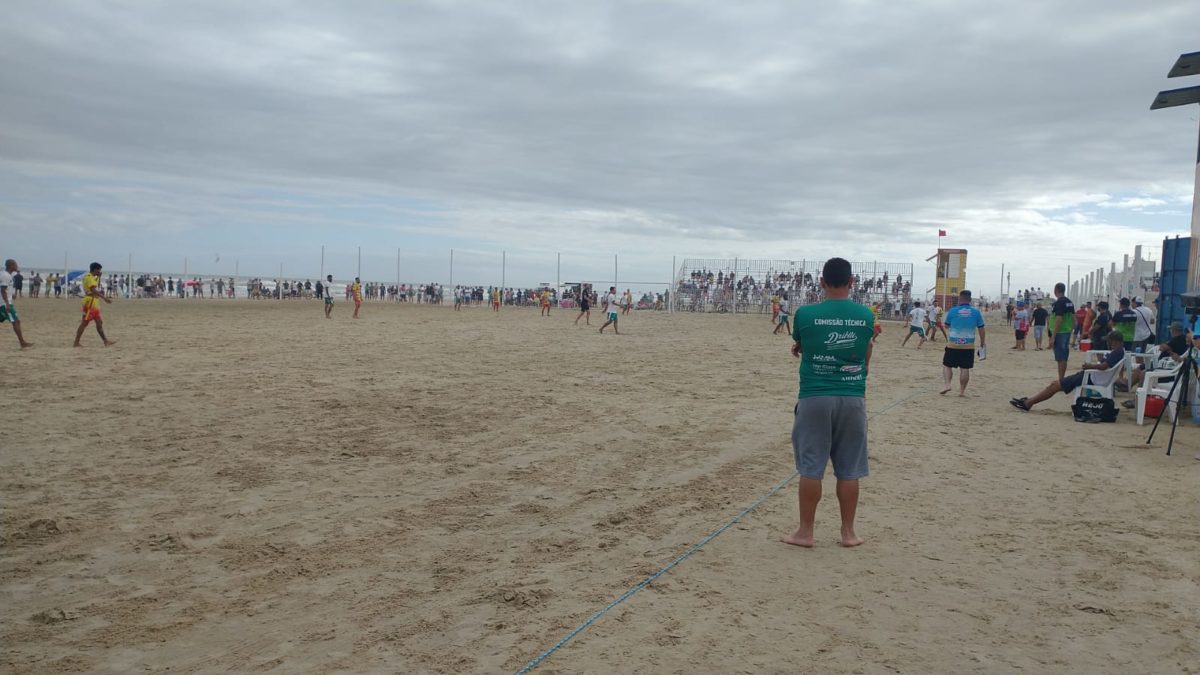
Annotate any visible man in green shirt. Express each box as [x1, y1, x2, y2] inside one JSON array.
[[783, 257, 874, 549], [1111, 297, 1137, 351]]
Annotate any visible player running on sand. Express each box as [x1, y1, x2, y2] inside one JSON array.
[[901, 301, 927, 348], [599, 286, 620, 334], [1, 259, 34, 349], [574, 292, 591, 325], [773, 294, 791, 335], [928, 301, 948, 342], [73, 262, 115, 347]]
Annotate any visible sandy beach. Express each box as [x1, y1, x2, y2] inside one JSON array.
[[2, 298, 1197, 673]]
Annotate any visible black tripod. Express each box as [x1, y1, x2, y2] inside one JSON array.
[[1145, 347, 1198, 456]]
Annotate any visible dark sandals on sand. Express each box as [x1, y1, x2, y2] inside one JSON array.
[[1010, 397, 1031, 411]]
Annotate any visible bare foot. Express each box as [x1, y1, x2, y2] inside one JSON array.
[[73, 343, 83, 348], [840, 532, 865, 547], [958, 392, 967, 398], [939, 387, 951, 395], [781, 531, 814, 548], [103, 340, 116, 347], [20, 342, 33, 349]]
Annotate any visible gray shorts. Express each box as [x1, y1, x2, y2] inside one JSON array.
[[791, 396, 869, 480]]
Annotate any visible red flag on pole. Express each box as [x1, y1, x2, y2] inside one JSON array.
[[938, 229, 947, 237]]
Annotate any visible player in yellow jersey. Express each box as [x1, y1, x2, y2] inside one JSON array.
[[352, 277, 363, 319], [540, 288, 551, 316], [492, 287, 501, 312], [73, 262, 115, 347]]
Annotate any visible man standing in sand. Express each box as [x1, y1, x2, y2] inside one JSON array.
[[540, 288, 552, 317], [941, 289, 985, 396], [73, 262, 115, 347], [1, 259, 34, 349], [1048, 283, 1075, 381], [351, 277, 363, 319], [324, 275, 335, 319], [783, 257, 873, 549], [599, 286, 620, 334]]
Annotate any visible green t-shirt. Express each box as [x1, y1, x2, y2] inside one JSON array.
[[792, 299, 875, 398], [1112, 309, 1137, 343]]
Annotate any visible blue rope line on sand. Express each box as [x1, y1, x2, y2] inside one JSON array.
[[515, 389, 925, 674]]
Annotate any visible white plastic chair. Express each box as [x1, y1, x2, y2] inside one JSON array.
[[1135, 363, 1183, 425], [1070, 357, 1126, 404]]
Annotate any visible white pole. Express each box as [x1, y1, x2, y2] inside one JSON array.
[[279, 263, 283, 300], [64, 251, 68, 292], [396, 248, 400, 297], [450, 249, 454, 289], [614, 254, 618, 288], [320, 245, 325, 282], [235, 259, 239, 299], [127, 252, 132, 299], [556, 252, 560, 294], [670, 255, 675, 314], [357, 246, 361, 278], [502, 250, 506, 291]]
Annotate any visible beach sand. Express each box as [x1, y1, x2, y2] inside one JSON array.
[[2, 299, 1197, 672]]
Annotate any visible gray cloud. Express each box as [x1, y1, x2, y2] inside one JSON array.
[[1, 0, 1197, 291]]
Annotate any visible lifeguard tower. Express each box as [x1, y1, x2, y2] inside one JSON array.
[[927, 248, 968, 309]]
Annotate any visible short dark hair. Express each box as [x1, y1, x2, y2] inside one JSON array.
[[89, 262, 102, 272], [1054, 282, 1066, 293], [1119, 297, 1130, 306], [821, 257, 852, 288], [959, 289, 972, 300], [1097, 301, 1109, 310], [1106, 331, 1124, 345]]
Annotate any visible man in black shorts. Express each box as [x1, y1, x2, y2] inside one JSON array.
[[574, 291, 591, 325], [941, 290, 987, 397]]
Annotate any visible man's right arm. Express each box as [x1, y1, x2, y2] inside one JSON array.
[[0, 286, 10, 307]]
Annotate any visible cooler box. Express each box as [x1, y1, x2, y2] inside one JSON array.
[[1143, 395, 1166, 419], [1079, 340, 1092, 352]]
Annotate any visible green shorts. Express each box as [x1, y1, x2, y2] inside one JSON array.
[[0, 304, 17, 323], [325, 297, 334, 305], [608, 311, 619, 321], [909, 326, 925, 337]]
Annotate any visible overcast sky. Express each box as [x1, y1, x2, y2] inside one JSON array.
[[2, 0, 1198, 295]]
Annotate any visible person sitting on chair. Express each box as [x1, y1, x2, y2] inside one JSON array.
[[1127, 321, 1190, 391], [1010, 331, 1125, 412]]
